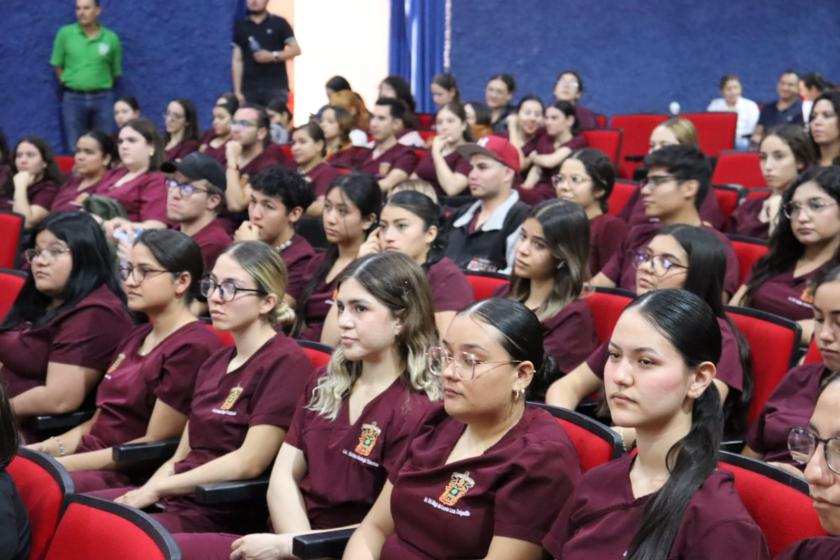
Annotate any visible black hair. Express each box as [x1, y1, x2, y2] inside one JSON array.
[[438, 102, 473, 142], [375, 97, 408, 122], [515, 94, 545, 114], [266, 97, 291, 119], [810, 91, 840, 165], [488, 74, 516, 95], [432, 73, 460, 102], [563, 148, 615, 213], [293, 173, 382, 337], [761, 124, 817, 172], [381, 75, 416, 113], [719, 74, 741, 90], [779, 68, 800, 80], [643, 144, 711, 210], [801, 72, 833, 93], [622, 289, 723, 560], [465, 101, 492, 127], [745, 166, 840, 307], [548, 99, 579, 136], [0, 212, 125, 330], [325, 75, 352, 93], [250, 166, 315, 214], [122, 118, 165, 171], [78, 130, 119, 169], [292, 121, 327, 158], [134, 229, 204, 303], [216, 93, 239, 117], [0, 382, 19, 467], [0, 128, 9, 165], [555, 70, 585, 95], [384, 190, 446, 269], [115, 95, 140, 112], [165, 98, 201, 143], [9, 135, 64, 188]]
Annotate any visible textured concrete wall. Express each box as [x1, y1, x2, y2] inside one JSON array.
[[450, 0, 840, 118], [0, 0, 234, 153]]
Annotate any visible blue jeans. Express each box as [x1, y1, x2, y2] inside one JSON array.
[[61, 90, 114, 153]]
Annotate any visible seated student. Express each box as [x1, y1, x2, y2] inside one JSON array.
[[328, 90, 372, 148], [114, 96, 142, 130], [0, 382, 31, 560], [224, 104, 279, 214], [3, 136, 62, 229], [731, 166, 840, 340], [98, 118, 168, 230], [174, 252, 443, 559], [464, 100, 493, 141], [622, 118, 725, 230], [731, 125, 816, 240], [502, 95, 545, 173], [290, 121, 338, 217], [430, 72, 460, 110], [343, 298, 582, 559], [358, 98, 420, 193], [547, 226, 752, 439], [743, 264, 840, 467], [445, 136, 530, 273], [811, 91, 840, 167], [543, 289, 768, 559], [198, 96, 237, 166], [389, 177, 439, 202], [266, 97, 292, 145], [325, 75, 352, 100], [379, 77, 425, 149], [591, 145, 739, 295], [321, 106, 370, 170], [555, 148, 627, 274], [0, 212, 132, 441], [294, 173, 381, 342], [553, 70, 598, 131], [410, 101, 472, 198], [93, 241, 313, 534], [776, 371, 840, 559], [354, 190, 473, 336], [708, 74, 761, 151], [800, 73, 833, 125], [485, 73, 516, 133], [29, 230, 217, 492], [0, 129, 10, 190], [163, 98, 201, 162], [51, 131, 118, 213], [234, 166, 315, 305], [494, 199, 597, 399], [749, 69, 804, 146], [522, 100, 587, 202]]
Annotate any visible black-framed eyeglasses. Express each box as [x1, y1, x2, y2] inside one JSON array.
[[166, 178, 209, 197], [552, 174, 591, 187], [427, 346, 522, 381], [200, 276, 266, 302], [788, 426, 840, 475], [640, 175, 679, 189], [119, 263, 170, 283], [24, 246, 71, 264], [783, 199, 839, 219], [231, 119, 257, 128], [632, 250, 688, 276]]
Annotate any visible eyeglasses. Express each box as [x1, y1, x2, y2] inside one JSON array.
[[119, 263, 170, 283], [557, 79, 579, 88], [200, 276, 266, 302], [163, 112, 185, 121], [788, 427, 840, 475], [783, 199, 839, 219], [640, 175, 679, 189], [552, 174, 591, 187], [231, 119, 257, 128], [24, 246, 71, 264], [166, 178, 210, 197], [427, 346, 522, 381], [632, 251, 688, 276]]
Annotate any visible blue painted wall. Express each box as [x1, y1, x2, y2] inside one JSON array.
[[450, 0, 840, 118], [0, 0, 236, 153]]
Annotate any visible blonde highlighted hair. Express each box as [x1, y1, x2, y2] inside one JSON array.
[[222, 241, 295, 328]]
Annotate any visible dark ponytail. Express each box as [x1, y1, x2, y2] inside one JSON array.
[[623, 289, 723, 560]]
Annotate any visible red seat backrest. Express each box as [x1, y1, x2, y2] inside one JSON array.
[[606, 180, 638, 217], [681, 112, 738, 156], [803, 337, 821, 365], [719, 457, 826, 556], [610, 114, 668, 179], [725, 307, 801, 424], [418, 130, 436, 143], [297, 340, 333, 370], [727, 236, 768, 285], [581, 129, 622, 166], [464, 273, 508, 301], [534, 404, 623, 473], [0, 211, 24, 269], [594, 114, 608, 129], [204, 323, 235, 347], [417, 113, 435, 130], [8, 450, 74, 560], [335, 167, 352, 176], [712, 184, 742, 226], [745, 188, 772, 201], [413, 148, 430, 161], [55, 155, 75, 175], [583, 287, 634, 343], [712, 151, 767, 190], [0, 269, 26, 320]]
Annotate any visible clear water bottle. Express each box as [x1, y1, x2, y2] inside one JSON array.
[[248, 36, 262, 51]]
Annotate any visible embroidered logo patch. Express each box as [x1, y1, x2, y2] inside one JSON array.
[[107, 353, 126, 374], [439, 471, 475, 506], [354, 422, 382, 457], [800, 285, 816, 305], [378, 162, 392, 177], [220, 385, 244, 411], [98, 43, 110, 56]]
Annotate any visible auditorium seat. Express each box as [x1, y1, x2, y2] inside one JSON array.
[[418, 130, 436, 143], [581, 129, 622, 166], [606, 180, 638, 217], [55, 155, 75, 175], [531, 403, 624, 472], [0, 268, 26, 320], [712, 184, 744, 228], [417, 113, 435, 130], [681, 112, 738, 157], [0, 210, 25, 269], [803, 337, 821, 365], [594, 114, 608, 129], [203, 322, 235, 347], [296, 339, 333, 369], [712, 150, 767, 190], [610, 114, 668, 179], [583, 287, 635, 344], [727, 234, 768, 285], [463, 271, 508, 301]]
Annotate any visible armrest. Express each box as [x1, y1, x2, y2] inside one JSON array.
[[292, 528, 355, 559], [112, 439, 179, 464], [194, 477, 269, 505], [623, 154, 645, 162], [720, 438, 746, 453], [31, 409, 95, 434]]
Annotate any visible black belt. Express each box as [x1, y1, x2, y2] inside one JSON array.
[[63, 86, 112, 94]]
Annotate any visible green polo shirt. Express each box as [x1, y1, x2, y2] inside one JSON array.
[[50, 23, 122, 91]]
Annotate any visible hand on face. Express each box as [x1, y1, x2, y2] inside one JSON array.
[[12, 171, 34, 191], [358, 226, 383, 257], [226, 140, 244, 162], [235, 221, 261, 242]]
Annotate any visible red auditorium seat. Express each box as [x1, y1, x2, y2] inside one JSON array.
[[55, 155, 75, 175], [532, 403, 624, 473], [594, 114, 608, 129], [583, 287, 635, 343], [297, 339, 333, 369], [464, 271, 509, 301], [0, 268, 26, 320], [803, 337, 821, 365], [418, 130, 436, 143], [681, 112, 738, 157], [417, 113, 435, 130], [712, 150, 767, 190], [610, 113, 668, 179], [203, 322, 235, 346], [0, 210, 25, 269], [581, 129, 622, 166], [606, 180, 638, 217], [727, 234, 768, 285], [712, 184, 743, 228], [413, 147, 429, 162]]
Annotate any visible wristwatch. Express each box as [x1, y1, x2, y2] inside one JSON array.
[[272, 51, 280, 62]]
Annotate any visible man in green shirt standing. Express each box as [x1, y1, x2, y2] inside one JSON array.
[[50, 0, 122, 152]]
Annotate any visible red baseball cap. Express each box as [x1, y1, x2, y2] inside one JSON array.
[[457, 135, 521, 173]]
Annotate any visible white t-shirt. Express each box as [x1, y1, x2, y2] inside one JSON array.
[[707, 97, 760, 150]]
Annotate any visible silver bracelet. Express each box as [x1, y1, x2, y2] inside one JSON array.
[[51, 436, 66, 457]]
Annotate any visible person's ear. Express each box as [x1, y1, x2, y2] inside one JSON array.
[[259, 291, 279, 317], [362, 213, 378, 231], [679, 179, 700, 201], [423, 224, 438, 246], [686, 361, 716, 400], [512, 360, 535, 395], [287, 205, 305, 225]]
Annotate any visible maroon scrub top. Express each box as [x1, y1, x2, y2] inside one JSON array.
[[776, 537, 840, 560], [426, 257, 474, 312], [95, 168, 169, 223], [358, 144, 419, 179], [263, 144, 293, 169], [77, 321, 218, 452], [285, 371, 435, 530], [412, 150, 471, 198], [281, 234, 316, 303], [327, 146, 370, 170], [589, 213, 628, 276], [543, 453, 769, 559], [745, 264, 824, 322], [599, 221, 739, 294], [165, 139, 201, 162], [198, 131, 229, 166], [23, 179, 60, 212], [298, 252, 339, 342], [730, 197, 770, 240], [183, 220, 231, 271], [620, 187, 726, 231], [304, 161, 339, 198], [51, 175, 102, 212], [381, 405, 581, 559], [747, 364, 828, 463], [533, 133, 587, 176], [0, 285, 132, 398]]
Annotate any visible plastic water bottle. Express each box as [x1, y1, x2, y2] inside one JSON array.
[[248, 36, 261, 51], [669, 101, 681, 115]]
